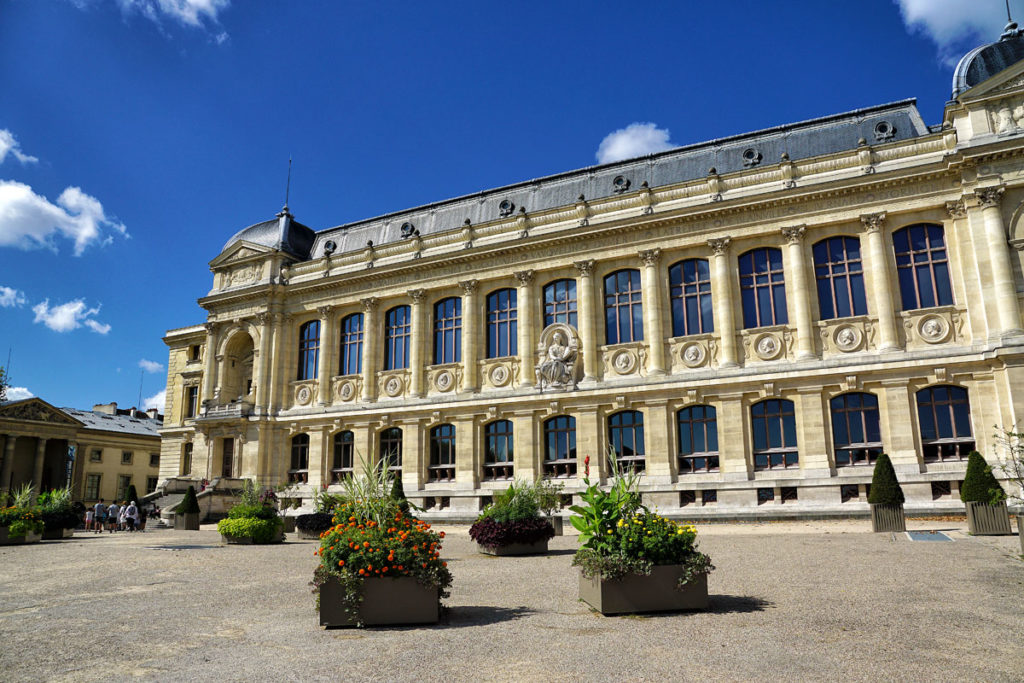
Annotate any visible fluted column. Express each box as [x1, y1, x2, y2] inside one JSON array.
[[707, 238, 738, 367], [360, 298, 379, 402], [0, 435, 16, 499], [781, 226, 816, 360], [861, 212, 900, 351], [317, 306, 335, 404], [574, 259, 600, 382], [514, 270, 536, 387], [201, 322, 218, 404], [976, 187, 1024, 336], [408, 290, 426, 397], [459, 280, 480, 392], [32, 437, 48, 497], [254, 313, 272, 414], [638, 249, 667, 374]]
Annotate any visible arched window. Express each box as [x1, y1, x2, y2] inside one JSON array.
[[677, 405, 719, 473], [893, 224, 953, 311], [433, 297, 462, 365], [429, 424, 456, 482], [483, 420, 514, 480], [289, 434, 310, 483], [669, 259, 713, 337], [814, 237, 867, 320], [339, 313, 363, 376], [739, 248, 788, 329], [916, 385, 973, 461], [332, 430, 354, 482], [543, 279, 577, 328], [379, 427, 402, 472], [751, 399, 798, 469], [297, 320, 320, 380], [608, 410, 645, 473], [543, 415, 577, 477], [830, 393, 882, 467], [486, 289, 517, 358], [604, 269, 644, 344], [384, 306, 411, 370]]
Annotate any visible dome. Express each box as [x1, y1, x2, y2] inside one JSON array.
[[952, 23, 1024, 99], [220, 206, 316, 260]]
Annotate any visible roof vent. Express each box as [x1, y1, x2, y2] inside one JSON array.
[[873, 120, 895, 142], [323, 239, 337, 256], [742, 148, 762, 167], [612, 175, 631, 193], [400, 222, 418, 239], [498, 199, 515, 217]]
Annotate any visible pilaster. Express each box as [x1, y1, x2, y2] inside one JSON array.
[[1, 434, 17, 498], [201, 322, 218, 403], [781, 226, 816, 360], [975, 187, 1024, 336], [716, 395, 748, 479], [514, 270, 536, 387], [317, 306, 335, 405], [408, 290, 426, 397], [459, 280, 480, 392], [794, 388, 829, 477], [574, 260, 600, 382], [879, 381, 921, 474], [32, 437, 48, 497], [360, 298, 379, 402], [860, 212, 900, 351], [454, 416, 477, 490], [707, 238, 738, 367], [638, 249, 667, 374]]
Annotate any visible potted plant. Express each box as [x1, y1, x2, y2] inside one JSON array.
[[0, 484, 44, 545], [994, 426, 1024, 553], [311, 459, 452, 628], [297, 486, 342, 540], [173, 485, 201, 530], [961, 451, 1011, 535], [469, 479, 555, 555], [217, 479, 284, 544], [868, 453, 905, 532], [570, 456, 713, 615], [536, 478, 565, 535], [37, 486, 78, 540]]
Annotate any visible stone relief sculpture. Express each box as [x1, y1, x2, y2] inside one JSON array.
[[536, 323, 580, 391]]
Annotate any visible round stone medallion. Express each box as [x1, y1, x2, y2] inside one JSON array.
[[384, 376, 404, 397], [490, 364, 510, 387], [611, 349, 637, 374], [295, 385, 312, 406], [753, 333, 782, 360], [435, 370, 454, 392], [339, 381, 354, 401], [681, 342, 706, 368], [833, 324, 863, 352], [917, 315, 950, 344]]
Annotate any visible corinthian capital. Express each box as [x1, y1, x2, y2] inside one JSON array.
[[407, 288, 426, 304], [780, 225, 806, 245], [860, 212, 887, 234], [637, 248, 662, 267], [573, 259, 596, 277], [945, 200, 966, 219], [360, 297, 379, 313], [706, 237, 731, 255], [975, 186, 1005, 209], [513, 269, 535, 286]]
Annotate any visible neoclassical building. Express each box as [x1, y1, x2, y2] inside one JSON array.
[[159, 29, 1024, 516]]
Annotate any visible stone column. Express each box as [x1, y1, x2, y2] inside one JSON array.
[[707, 238, 738, 367], [574, 260, 600, 382], [861, 212, 900, 351], [0, 435, 16, 499], [32, 437, 48, 496], [781, 226, 816, 360], [254, 313, 272, 414], [976, 187, 1024, 336], [201, 322, 218, 404], [643, 401, 672, 483], [316, 306, 335, 404], [71, 442, 88, 499], [459, 280, 480, 392], [408, 289, 427, 397], [360, 298, 379, 402], [267, 313, 286, 412], [638, 249, 667, 375], [514, 270, 536, 387]]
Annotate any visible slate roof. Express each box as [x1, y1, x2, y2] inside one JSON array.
[[220, 209, 316, 260], [953, 26, 1024, 99], [60, 407, 163, 438]]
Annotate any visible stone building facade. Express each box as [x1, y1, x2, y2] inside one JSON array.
[[159, 31, 1024, 517]]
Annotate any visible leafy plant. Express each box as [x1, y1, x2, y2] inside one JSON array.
[[570, 455, 644, 552], [125, 485, 139, 505], [334, 456, 408, 525], [216, 516, 283, 543], [37, 487, 78, 530], [867, 453, 905, 505], [994, 425, 1024, 505], [228, 504, 279, 520], [469, 517, 554, 548], [0, 506, 44, 537], [10, 483, 34, 509], [535, 478, 565, 516], [296, 512, 334, 533], [175, 485, 201, 514], [312, 486, 343, 514], [390, 477, 410, 515], [960, 451, 1006, 504]]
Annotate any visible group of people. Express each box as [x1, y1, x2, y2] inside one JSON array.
[[85, 499, 148, 533]]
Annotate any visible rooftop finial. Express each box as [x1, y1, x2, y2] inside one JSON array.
[[1001, 0, 1021, 39], [283, 156, 292, 212]]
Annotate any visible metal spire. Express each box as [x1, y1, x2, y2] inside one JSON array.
[[1003, 0, 1021, 39], [284, 156, 292, 211]]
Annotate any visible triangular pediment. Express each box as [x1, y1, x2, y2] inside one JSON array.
[[209, 240, 275, 269], [0, 398, 84, 427], [959, 59, 1024, 102]]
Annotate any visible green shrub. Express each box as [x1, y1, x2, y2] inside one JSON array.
[[227, 504, 278, 520], [390, 477, 410, 514], [125, 485, 139, 505], [175, 485, 200, 514], [217, 516, 282, 543], [867, 453, 904, 505], [960, 451, 1006, 504]]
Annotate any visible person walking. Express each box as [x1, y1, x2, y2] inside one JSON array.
[[106, 500, 120, 533], [124, 501, 138, 532], [118, 501, 128, 531], [84, 508, 93, 532], [93, 499, 106, 534]]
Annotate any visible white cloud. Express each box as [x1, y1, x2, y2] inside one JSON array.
[[143, 386, 166, 413], [895, 0, 1010, 64], [0, 130, 38, 165], [139, 358, 165, 373], [6, 387, 33, 401], [32, 299, 110, 334], [0, 180, 127, 256], [596, 122, 676, 164], [0, 286, 26, 307]]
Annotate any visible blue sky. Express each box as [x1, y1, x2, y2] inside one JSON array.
[[0, 0, 1018, 412]]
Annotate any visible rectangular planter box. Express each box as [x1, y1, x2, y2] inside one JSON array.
[[0, 528, 42, 545], [320, 575, 440, 628], [547, 516, 563, 536], [966, 501, 1012, 535], [221, 530, 285, 545], [579, 565, 709, 616], [870, 503, 906, 532], [478, 539, 549, 556], [281, 517, 296, 533], [174, 512, 200, 530], [298, 528, 324, 540], [42, 528, 74, 541]]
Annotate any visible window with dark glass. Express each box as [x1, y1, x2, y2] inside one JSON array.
[[543, 415, 577, 477], [297, 320, 320, 380], [379, 427, 402, 472], [486, 289, 517, 358], [814, 237, 867, 320], [543, 279, 577, 328], [117, 475, 132, 501], [85, 474, 101, 500], [751, 399, 799, 469], [181, 443, 192, 476], [429, 424, 456, 482], [384, 306, 411, 371], [483, 420, 514, 480], [332, 431, 354, 482], [669, 259, 713, 337], [433, 297, 462, 365], [146, 476, 159, 494], [608, 410, 645, 473], [604, 269, 644, 344], [185, 385, 198, 418], [916, 385, 973, 461], [830, 393, 882, 467], [149, 453, 160, 467], [677, 405, 719, 473], [339, 313, 364, 376], [289, 434, 309, 483], [893, 224, 954, 311], [739, 248, 788, 329]]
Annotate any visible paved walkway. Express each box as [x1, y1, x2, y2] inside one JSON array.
[[0, 520, 1021, 682]]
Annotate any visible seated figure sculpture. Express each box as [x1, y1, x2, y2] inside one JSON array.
[[536, 330, 578, 391]]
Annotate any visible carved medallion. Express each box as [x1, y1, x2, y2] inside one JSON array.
[[681, 342, 706, 368], [384, 376, 404, 397], [435, 370, 454, 392], [295, 385, 312, 406], [339, 381, 355, 401], [918, 315, 950, 344], [833, 324, 863, 352], [490, 364, 511, 387], [753, 333, 783, 361], [611, 349, 637, 374]]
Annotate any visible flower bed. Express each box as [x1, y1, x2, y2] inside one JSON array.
[[468, 480, 555, 555], [0, 486, 45, 544], [216, 483, 284, 544]]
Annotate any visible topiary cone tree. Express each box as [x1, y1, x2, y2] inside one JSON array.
[[868, 453, 905, 532], [390, 477, 410, 515], [961, 451, 1011, 535], [174, 485, 201, 530], [125, 484, 139, 505]]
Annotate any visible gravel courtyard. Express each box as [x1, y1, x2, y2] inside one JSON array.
[[0, 520, 1021, 682]]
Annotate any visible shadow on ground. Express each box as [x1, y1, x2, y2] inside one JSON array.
[[708, 594, 773, 613], [442, 605, 536, 627]]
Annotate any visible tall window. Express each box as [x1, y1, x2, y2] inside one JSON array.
[[429, 424, 456, 482], [543, 415, 577, 477], [608, 410, 645, 473], [830, 393, 882, 467], [384, 306, 411, 370], [669, 259, 713, 337], [916, 385, 973, 461], [117, 475, 132, 501], [379, 427, 402, 472], [814, 237, 867, 320], [146, 476, 159, 494], [483, 420, 514, 480], [604, 269, 644, 344], [290, 434, 309, 483], [739, 248, 788, 329], [222, 438, 233, 478], [339, 313, 364, 376], [751, 399, 798, 469], [486, 289, 517, 358], [297, 320, 320, 380], [185, 385, 198, 418], [893, 224, 953, 311], [677, 405, 719, 473], [433, 297, 462, 365], [543, 279, 577, 328], [332, 431, 354, 482], [85, 474, 101, 500], [181, 443, 193, 476]]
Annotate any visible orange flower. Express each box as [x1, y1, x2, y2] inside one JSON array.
[[338, 560, 345, 567], [422, 562, 427, 568], [442, 561, 447, 567], [363, 541, 370, 548], [358, 569, 365, 576]]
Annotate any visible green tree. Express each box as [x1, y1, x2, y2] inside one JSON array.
[[175, 485, 201, 514], [867, 453, 905, 505], [125, 484, 139, 505], [960, 451, 1006, 504]]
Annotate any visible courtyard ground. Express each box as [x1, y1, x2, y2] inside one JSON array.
[[0, 518, 1021, 682]]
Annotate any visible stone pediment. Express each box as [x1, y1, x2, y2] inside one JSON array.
[[209, 240, 274, 269], [959, 60, 1024, 102], [0, 399, 83, 427]]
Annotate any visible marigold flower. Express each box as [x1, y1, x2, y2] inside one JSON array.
[[338, 560, 345, 567]]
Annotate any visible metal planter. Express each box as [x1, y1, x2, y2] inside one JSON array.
[[0, 528, 42, 545], [477, 539, 549, 556], [965, 501, 1012, 535], [579, 565, 709, 616], [870, 503, 906, 532], [174, 512, 200, 530], [319, 576, 440, 628]]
